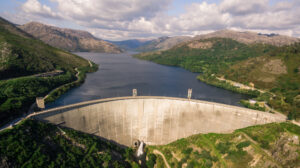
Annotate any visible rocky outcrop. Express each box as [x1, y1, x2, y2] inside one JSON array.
[[19, 22, 122, 53], [194, 29, 300, 46], [137, 36, 192, 52]]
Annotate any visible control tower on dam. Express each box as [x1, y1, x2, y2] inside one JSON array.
[[32, 96, 286, 146]]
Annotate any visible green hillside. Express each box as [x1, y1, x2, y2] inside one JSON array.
[[0, 17, 97, 126], [147, 122, 300, 168], [222, 43, 300, 119], [135, 38, 274, 74], [0, 119, 135, 168], [1, 119, 299, 167], [134, 38, 300, 120], [0, 17, 90, 79]]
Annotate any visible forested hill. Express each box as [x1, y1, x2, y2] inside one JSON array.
[[134, 38, 300, 120], [0, 17, 90, 80], [0, 17, 97, 127]]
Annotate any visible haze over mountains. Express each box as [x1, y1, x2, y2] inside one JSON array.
[[193, 29, 300, 47], [112, 36, 192, 52], [109, 30, 299, 52], [19, 22, 122, 53], [16, 20, 300, 53], [135, 36, 192, 52], [107, 39, 152, 51]]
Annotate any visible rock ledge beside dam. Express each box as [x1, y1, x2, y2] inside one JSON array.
[[33, 96, 286, 146]]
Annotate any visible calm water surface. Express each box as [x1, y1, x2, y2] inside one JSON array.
[[47, 52, 250, 108]]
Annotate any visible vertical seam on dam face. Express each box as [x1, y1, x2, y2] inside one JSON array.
[[33, 97, 286, 146]]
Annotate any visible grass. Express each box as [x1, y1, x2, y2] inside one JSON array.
[[146, 122, 300, 168]]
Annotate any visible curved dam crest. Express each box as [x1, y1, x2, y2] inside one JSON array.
[[33, 96, 286, 146]]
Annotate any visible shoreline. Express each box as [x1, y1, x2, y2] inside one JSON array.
[[0, 61, 98, 131]]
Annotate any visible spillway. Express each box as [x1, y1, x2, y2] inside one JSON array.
[[33, 96, 286, 146]]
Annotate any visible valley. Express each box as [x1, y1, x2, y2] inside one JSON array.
[[1, 7, 300, 167]]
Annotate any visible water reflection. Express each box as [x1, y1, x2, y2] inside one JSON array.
[[46, 52, 250, 108]]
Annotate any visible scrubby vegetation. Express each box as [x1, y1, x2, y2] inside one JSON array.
[[0, 17, 90, 80], [45, 63, 98, 103], [0, 17, 98, 126], [240, 100, 266, 111], [1, 120, 299, 168], [0, 73, 74, 126], [0, 119, 136, 167], [146, 122, 300, 168], [197, 74, 260, 97], [134, 38, 300, 120], [135, 38, 274, 74]]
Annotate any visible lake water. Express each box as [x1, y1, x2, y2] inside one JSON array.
[[46, 52, 250, 108]]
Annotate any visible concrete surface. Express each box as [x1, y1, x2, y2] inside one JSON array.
[[32, 96, 286, 146]]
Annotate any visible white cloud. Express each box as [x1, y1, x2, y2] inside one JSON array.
[[52, 0, 172, 21], [170, 2, 232, 31], [220, 0, 268, 15], [21, 0, 61, 19], [7, 0, 300, 40], [230, 1, 300, 30]]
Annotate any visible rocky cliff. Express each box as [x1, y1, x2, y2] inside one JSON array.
[[19, 22, 122, 53]]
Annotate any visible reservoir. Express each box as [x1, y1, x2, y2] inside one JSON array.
[[46, 52, 250, 108]]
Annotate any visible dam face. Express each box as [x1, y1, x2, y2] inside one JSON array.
[[33, 97, 285, 146]]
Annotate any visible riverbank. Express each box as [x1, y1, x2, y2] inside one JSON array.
[[196, 74, 294, 121], [197, 74, 261, 97], [0, 61, 98, 129], [134, 53, 291, 119], [45, 62, 98, 103]]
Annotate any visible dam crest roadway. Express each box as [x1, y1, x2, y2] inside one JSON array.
[[32, 96, 286, 146]]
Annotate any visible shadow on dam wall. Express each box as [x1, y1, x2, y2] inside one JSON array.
[[32, 96, 286, 146]]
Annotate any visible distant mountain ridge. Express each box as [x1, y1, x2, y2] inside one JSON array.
[[19, 22, 122, 53], [112, 29, 299, 53], [193, 29, 300, 46], [107, 39, 152, 51], [136, 36, 192, 52], [110, 36, 192, 52]]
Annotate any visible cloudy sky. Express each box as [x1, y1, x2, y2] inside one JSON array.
[[0, 0, 300, 40]]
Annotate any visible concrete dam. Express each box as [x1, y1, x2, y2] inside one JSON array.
[[33, 96, 286, 146]]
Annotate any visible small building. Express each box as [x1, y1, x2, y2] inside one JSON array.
[[36, 97, 45, 109], [233, 83, 243, 88], [249, 99, 257, 104]]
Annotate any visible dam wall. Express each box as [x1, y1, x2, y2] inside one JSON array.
[[33, 96, 286, 146]]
